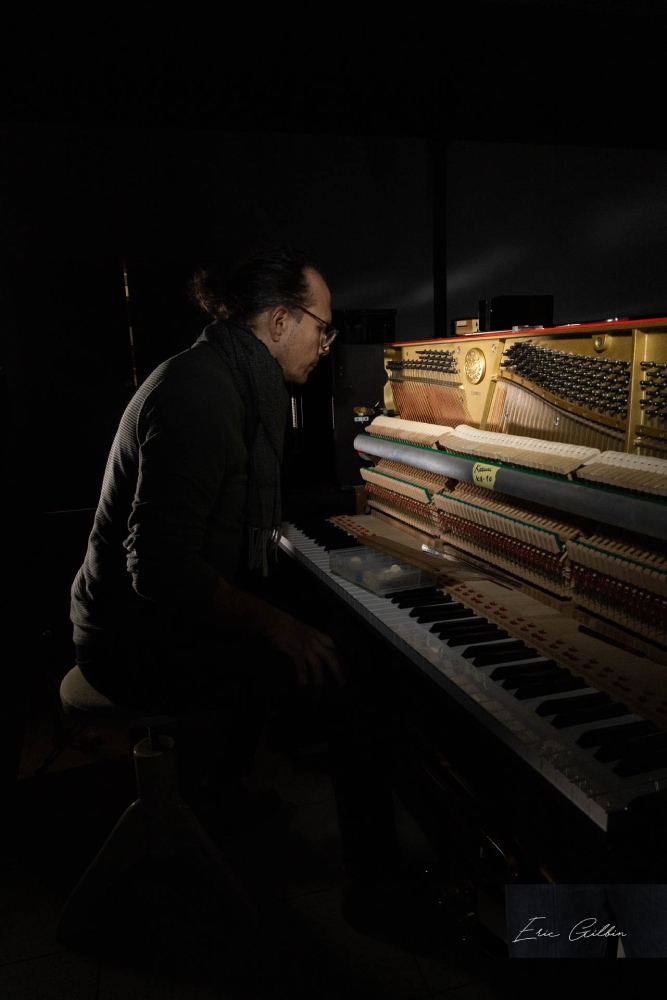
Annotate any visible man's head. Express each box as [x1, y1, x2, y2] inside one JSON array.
[[188, 246, 337, 384], [258, 265, 335, 384]]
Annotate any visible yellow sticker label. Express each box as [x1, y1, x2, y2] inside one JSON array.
[[472, 462, 499, 489]]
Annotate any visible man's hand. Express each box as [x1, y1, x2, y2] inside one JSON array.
[[210, 576, 345, 686], [266, 614, 345, 687]]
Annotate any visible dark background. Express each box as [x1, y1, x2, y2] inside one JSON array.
[[2, 0, 667, 668], [1, 1, 667, 931], [3, 1, 667, 504], [443, 3, 667, 329]]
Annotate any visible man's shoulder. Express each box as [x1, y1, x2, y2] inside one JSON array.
[[132, 346, 244, 428], [146, 343, 240, 395]]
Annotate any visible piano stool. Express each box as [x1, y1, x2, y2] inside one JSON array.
[[55, 665, 259, 945]]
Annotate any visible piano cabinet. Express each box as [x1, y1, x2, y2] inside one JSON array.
[[276, 516, 667, 893], [276, 318, 667, 926]]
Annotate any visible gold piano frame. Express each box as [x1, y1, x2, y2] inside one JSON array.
[[382, 317, 667, 457]]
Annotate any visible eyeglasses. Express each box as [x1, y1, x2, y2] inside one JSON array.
[[295, 305, 339, 348]]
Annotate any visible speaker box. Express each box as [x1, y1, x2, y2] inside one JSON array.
[[479, 295, 554, 332], [284, 342, 388, 496], [331, 343, 387, 486], [334, 308, 396, 345]]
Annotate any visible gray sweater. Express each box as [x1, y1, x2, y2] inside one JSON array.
[[71, 323, 251, 652]]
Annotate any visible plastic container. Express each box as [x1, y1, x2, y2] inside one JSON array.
[[329, 545, 432, 595]]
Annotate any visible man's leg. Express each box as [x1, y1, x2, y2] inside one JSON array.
[[295, 674, 403, 879]]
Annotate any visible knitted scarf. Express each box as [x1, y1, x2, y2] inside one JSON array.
[[201, 320, 290, 576]]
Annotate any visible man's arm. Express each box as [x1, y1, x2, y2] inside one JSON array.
[[207, 576, 345, 687]]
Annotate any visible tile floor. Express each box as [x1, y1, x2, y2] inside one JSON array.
[[2, 679, 520, 1000]]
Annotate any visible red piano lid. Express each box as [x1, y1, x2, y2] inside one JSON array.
[[387, 315, 667, 347]]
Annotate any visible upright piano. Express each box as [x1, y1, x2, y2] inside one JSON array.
[[279, 317, 667, 894]]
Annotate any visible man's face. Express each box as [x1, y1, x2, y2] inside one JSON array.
[[276, 268, 333, 384]]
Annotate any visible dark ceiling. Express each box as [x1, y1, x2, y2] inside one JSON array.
[[1, 2, 666, 148]]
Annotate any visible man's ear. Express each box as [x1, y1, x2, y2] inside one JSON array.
[[268, 305, 291, 343]]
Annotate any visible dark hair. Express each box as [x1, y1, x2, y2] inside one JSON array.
[[188, 245, 326, 325]]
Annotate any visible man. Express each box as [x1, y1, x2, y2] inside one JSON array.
[[69, 245, 406, 924], [71, 247, 344, 705]]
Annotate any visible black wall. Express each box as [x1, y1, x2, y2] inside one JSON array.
[[446, 139, 667, 331], [1, 125, 434, 513], [4, 2, 667, 517]]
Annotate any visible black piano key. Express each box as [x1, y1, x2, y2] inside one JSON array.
[[445, 627, 510, 647], [595, 730, 667, 763], [491, 660, 561, 682], [614, 748, 667, 777], [325, 536, 359, 550], [551, 703, 630, 728], [593, 736, 667, 763], [410, 604, 470, 622], [513, 676, 589, 699], [430, 616, 487, 634], [623, 731, 667, 751], [469, 645, 541, 667], [538, 692, 611, 718], [500, 667, 570, 688], [395, 593, 455, 610], [576, 719, 660, 748], [464, 639, 524, 658], [593, 745, 625, 762], [293, 519, 357, 549], [387, 586, 444, 602]]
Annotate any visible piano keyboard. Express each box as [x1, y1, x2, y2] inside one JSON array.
[[280, 519, 667, 834]]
